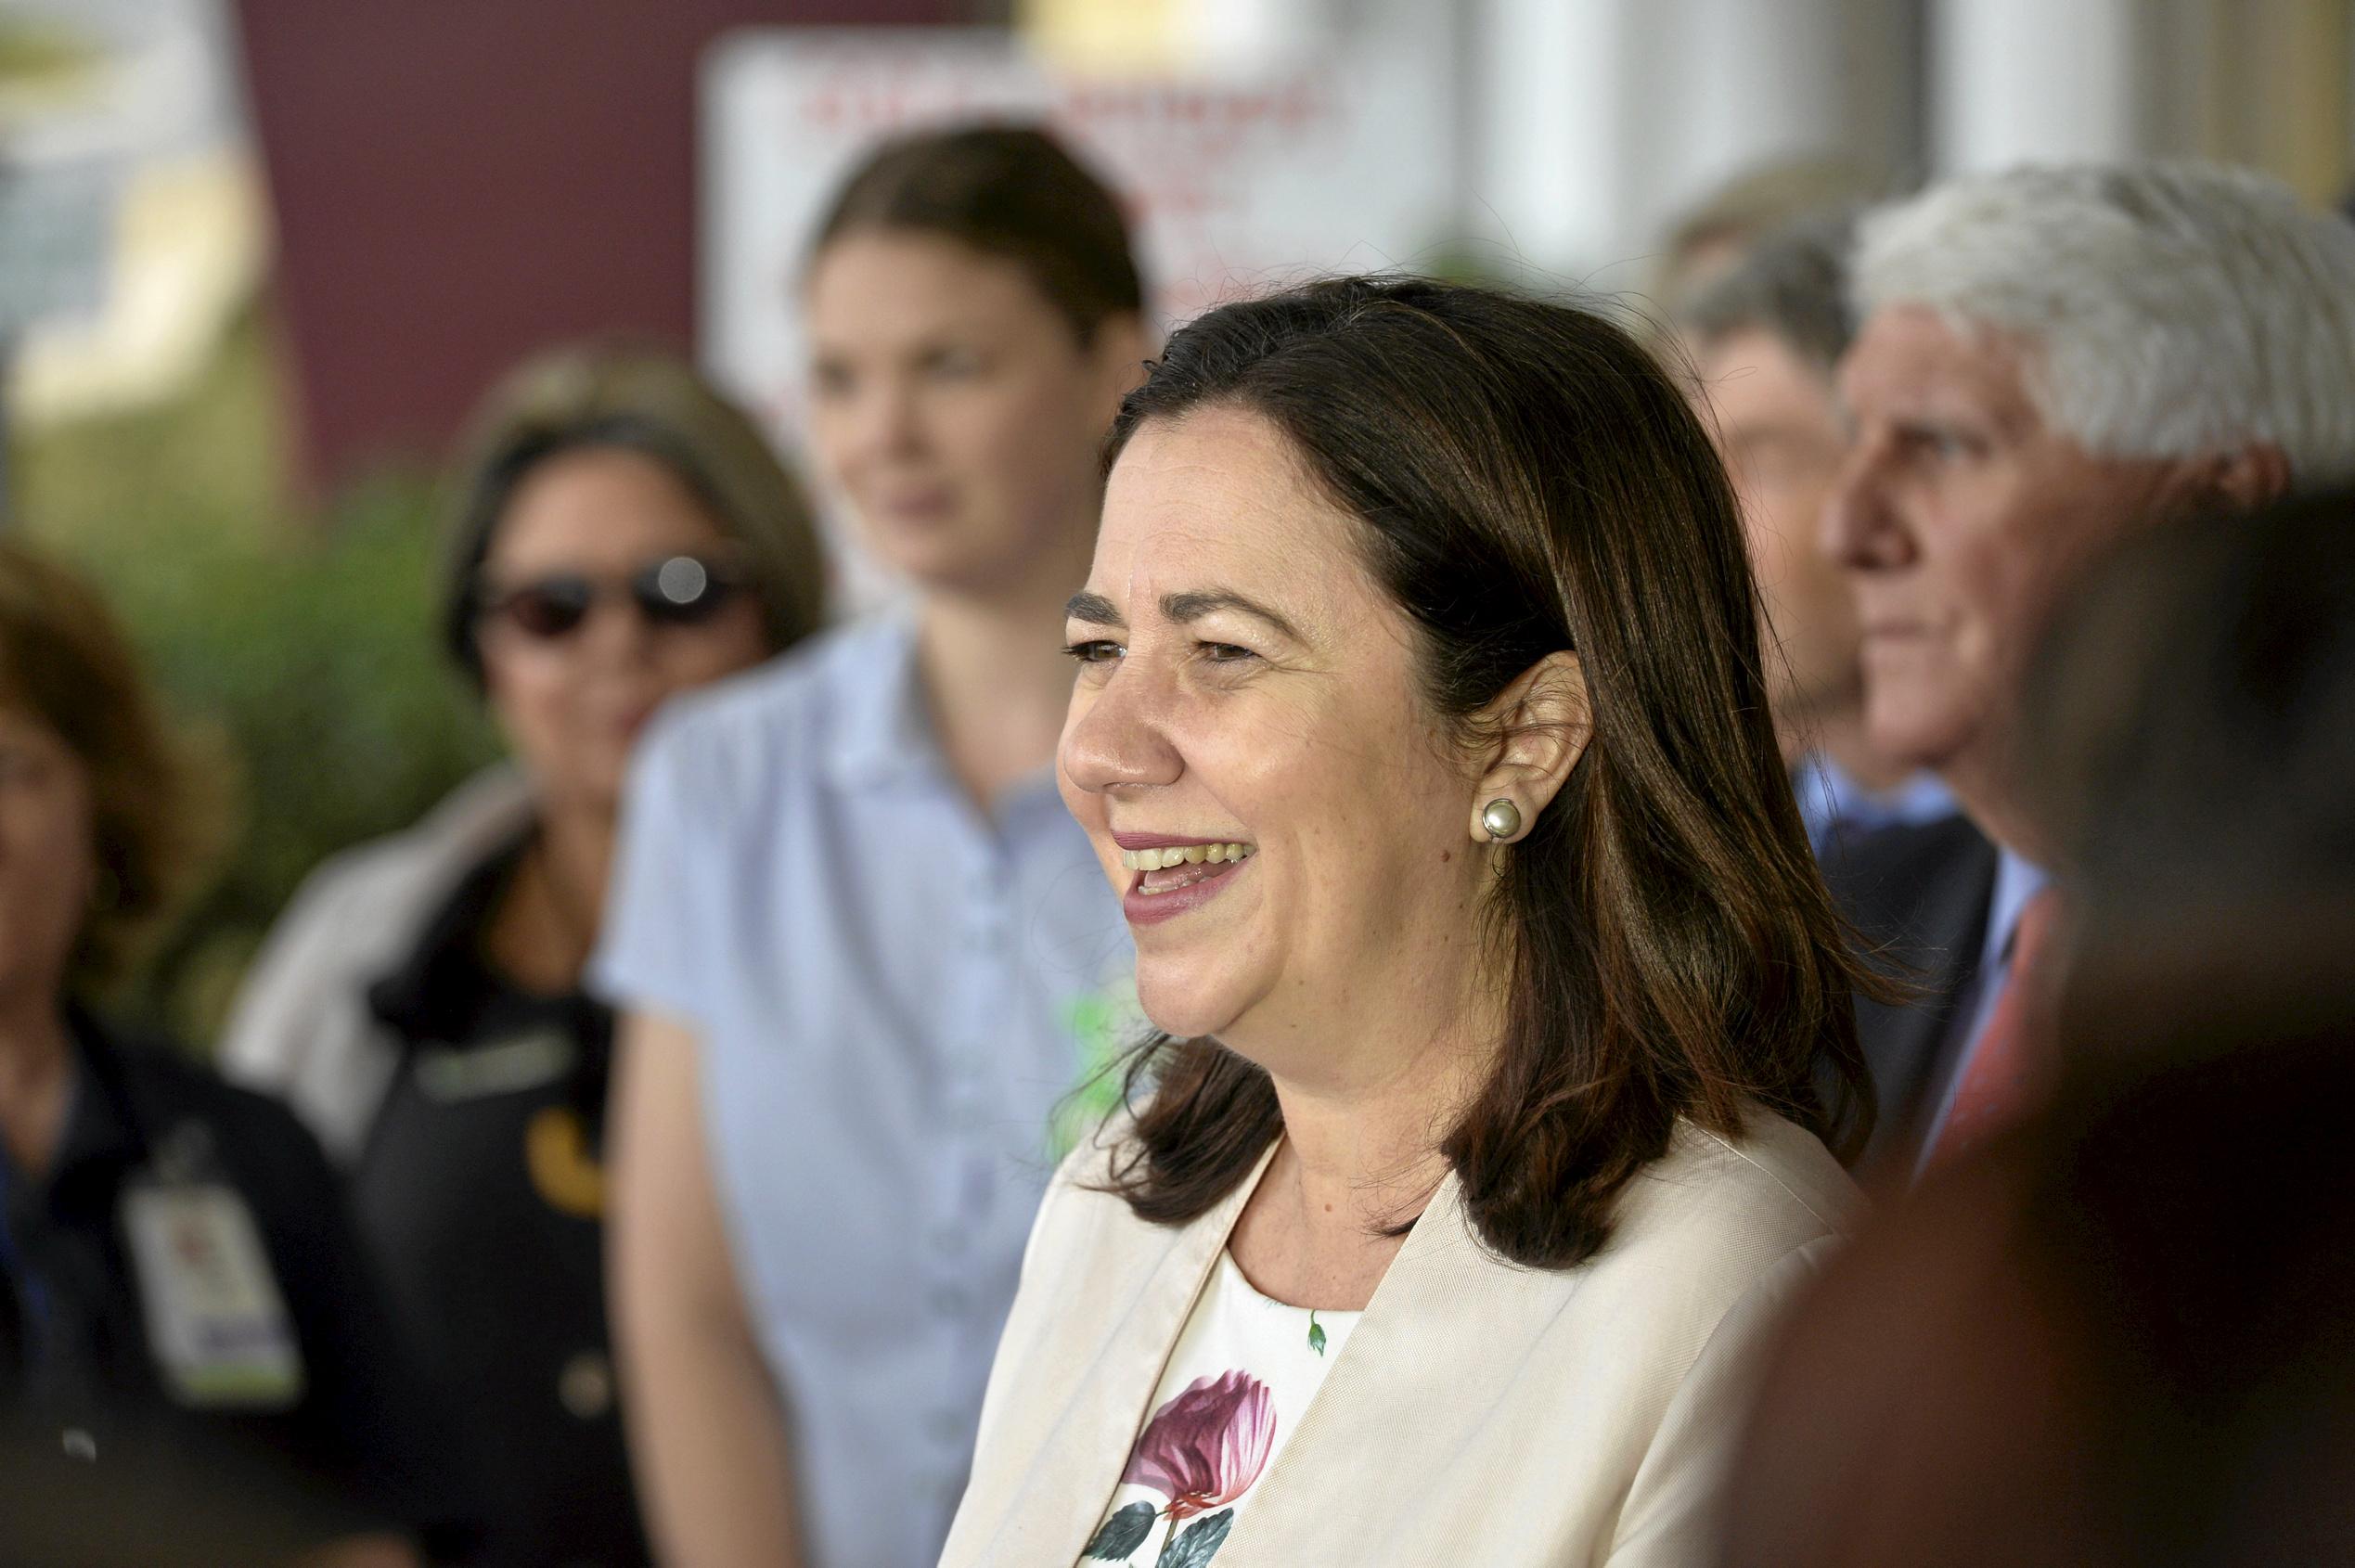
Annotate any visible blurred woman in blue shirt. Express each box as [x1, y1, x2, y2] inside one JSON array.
[[596, 124, 1147, 1568]]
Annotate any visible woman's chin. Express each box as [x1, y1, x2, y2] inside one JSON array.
[[1135, 969, 1248, 1045]]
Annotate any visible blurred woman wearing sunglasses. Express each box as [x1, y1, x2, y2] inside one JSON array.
[[595, 125, 1149, 1568], [221, 346, 826, 1568]]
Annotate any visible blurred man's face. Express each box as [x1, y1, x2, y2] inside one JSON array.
[[1694, 328, 1861, 735], [1823, 306, 2197, 819]]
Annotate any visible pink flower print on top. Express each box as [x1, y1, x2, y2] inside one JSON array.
[[1121, 1369, 1276, 1522]]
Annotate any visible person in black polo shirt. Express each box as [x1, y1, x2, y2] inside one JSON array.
[[218, 347, 827, 1567], [0, 542, 454, 1567]]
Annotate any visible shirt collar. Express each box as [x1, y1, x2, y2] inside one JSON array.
[[42, 1010, 148, 1190], [822, 609, 943, 789], [1981, 848, 2054, 974], [819, 610, 1068, 816], [367, 828, 593, 1047], [1793, 750, 1959, 847]]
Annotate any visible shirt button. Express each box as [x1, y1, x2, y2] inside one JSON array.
[[60, 1428, 97, 1462], [559, 1351, 615, 1420], [928, 1283, 968, 1317], [928, 1409, 968, 1446]]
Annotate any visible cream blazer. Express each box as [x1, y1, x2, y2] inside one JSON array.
[[939, 1109, 1860, 1568]]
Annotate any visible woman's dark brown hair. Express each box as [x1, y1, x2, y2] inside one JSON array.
[[1099, 276, 1878, 1269], [0, 542, 220, 995], [809, 122, 1144, 344]]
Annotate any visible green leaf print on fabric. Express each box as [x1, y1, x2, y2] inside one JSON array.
[[1084, 1502, 1157, 1561], [1154, 1509, 1235, 1568]]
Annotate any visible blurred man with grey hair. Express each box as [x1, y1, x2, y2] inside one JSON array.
[[1681, 212, 1961, 853], [1824, 161, 2355, 1176], [1683, 217, 1995, 1189]]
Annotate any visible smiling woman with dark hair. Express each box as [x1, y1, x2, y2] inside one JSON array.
[[939, 276, 1880, 1568]]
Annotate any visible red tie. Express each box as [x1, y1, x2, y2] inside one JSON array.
[[1924, 886, 2063, 1171]]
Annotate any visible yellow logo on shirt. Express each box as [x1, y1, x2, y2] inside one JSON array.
[[526, 1106, 606, 1218]]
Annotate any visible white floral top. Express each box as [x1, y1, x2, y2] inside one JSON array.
[[1075, 1250, 1362, 1567]]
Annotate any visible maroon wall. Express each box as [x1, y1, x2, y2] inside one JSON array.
[[237, 0, 959, 487]]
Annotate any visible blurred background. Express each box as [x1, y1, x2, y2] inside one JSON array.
[[3, 0, 2349, 1047]]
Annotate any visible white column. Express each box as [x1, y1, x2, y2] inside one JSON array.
[[1472, 0, 1632, 276], [1645, 0, 1860, 243], [1467, 0, 1902, 282], [1932, 0, 2146, 173]]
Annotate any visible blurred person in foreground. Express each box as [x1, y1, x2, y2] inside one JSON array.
[[596, 124, 1149, 1567], [1679, 214, 1990, 1183], [221, 347, 826, 1567], [1716, 488, 2355, 1567], [0, 542, 448, 1567], [940, 275, 1881, 1567], [1820, 161, 2355, 1177], [2022, 486, 2355, 974]]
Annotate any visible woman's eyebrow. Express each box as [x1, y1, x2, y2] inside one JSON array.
[[1063, 587, 1304, 641], [1160, 589, 1302, 641]]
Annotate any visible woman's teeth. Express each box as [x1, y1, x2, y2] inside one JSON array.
[[1119, 842, 1255, 871]]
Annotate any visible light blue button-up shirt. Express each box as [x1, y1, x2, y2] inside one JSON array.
[[1791, 750, 1959, 855], [593, 613, 1135, 1568]]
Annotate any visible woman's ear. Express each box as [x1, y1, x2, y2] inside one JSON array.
[[1467, 650, 1591, 844]]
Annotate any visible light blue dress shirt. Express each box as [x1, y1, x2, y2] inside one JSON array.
[[1912, 847, 2053, 1177], [592, 612, 1136, 1568], [1791, 750, 1959, 855]]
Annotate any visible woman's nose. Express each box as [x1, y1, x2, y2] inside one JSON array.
[[1060, 662, 1184, 797], [853, 378, 926, 464], [577, 591, 661, 666]]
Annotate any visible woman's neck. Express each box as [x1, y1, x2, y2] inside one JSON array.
[[485, 802, 616, 996], [917, 541, 1094, 808], [0, 989, 77, 1176], [1228, 966, 1500, 1312]]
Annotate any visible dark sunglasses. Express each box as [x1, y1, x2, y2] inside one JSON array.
[[475, 555, 745, 639]]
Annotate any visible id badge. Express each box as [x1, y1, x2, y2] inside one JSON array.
[[120, 1180, 305, 1409]]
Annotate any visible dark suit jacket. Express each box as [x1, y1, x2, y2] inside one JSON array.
[[1821, 813, 2000, 1189]]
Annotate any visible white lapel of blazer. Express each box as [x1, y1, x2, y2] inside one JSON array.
[[981, 1136, 1282, 1566]]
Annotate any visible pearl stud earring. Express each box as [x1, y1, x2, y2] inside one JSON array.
[[1480, 798, 1523, 842]]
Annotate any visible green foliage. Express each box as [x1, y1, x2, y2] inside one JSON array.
[[0, 15, 103, 94], [15, 306, 500, 1046]]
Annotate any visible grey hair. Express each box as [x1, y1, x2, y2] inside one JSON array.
[[1679, 209, 1859, 378], [1853, 161, 2355, 481]]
